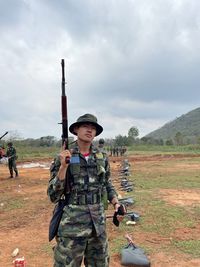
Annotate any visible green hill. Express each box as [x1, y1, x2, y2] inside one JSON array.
[[145, 107, 200, 143]]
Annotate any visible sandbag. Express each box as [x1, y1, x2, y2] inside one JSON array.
[[121, 243, 150, 267]]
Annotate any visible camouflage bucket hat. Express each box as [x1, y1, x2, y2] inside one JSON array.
[[69, 114, 103, 136], [99, 138, 105, 144]]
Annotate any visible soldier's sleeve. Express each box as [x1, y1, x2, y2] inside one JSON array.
[[104, 155, 118, 202], [47, 156, 66, 203], [13, 148, 17, 159]]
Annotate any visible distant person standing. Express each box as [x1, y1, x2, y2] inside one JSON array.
[[109, 146, 113, 156], [98, 138, 106, 154], [116, 147, 119, 157], [6, 142, 18, 178], [113, 147, 116, 156]]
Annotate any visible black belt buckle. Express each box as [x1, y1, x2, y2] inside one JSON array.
[[86, 192, 93, 204]]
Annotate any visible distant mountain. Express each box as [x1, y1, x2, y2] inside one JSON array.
[[145, 107, 200, 141]]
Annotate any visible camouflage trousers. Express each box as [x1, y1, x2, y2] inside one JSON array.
[[8, 159, 18, 176], [54, 231, 109, 267]]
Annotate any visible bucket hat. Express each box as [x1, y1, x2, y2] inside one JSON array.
[[7, 142, 13, 146], [69, 114, 103, 136], [99, 138, 105, 144]]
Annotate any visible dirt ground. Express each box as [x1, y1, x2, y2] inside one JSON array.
[[0, 154, 200, 267]]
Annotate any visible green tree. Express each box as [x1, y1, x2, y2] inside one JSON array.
[[165, 139, 173, 146], [128, 126, 139, 145], [39, 136, 56, 147], [174, 132, 183, 145], [114, 135, 129, 146], [128, 126, 139, 139], [196, 136, 200, 145]]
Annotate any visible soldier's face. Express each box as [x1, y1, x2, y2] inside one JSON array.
[[75, 123, 96, 143]]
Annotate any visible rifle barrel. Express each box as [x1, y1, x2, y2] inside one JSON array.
[[106, 212, 137, 219], [61, 59, 68, 149], [0, 131, 8, 140], [61, 59, 66, 96]]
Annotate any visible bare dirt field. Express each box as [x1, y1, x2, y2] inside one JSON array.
[[0, 154, 200, 267]]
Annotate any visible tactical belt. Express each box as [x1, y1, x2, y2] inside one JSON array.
[[70, 191, 101, 205]]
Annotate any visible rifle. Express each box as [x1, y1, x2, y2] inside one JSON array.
[[60, 59, 70, 172], [61, 59, 68, 149], [106, 211, 140, 222], [0, 131, 8, 140], [118, 197, 135, 206], [48, 60, 70, 242]]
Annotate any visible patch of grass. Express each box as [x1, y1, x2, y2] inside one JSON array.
[[40, 243, 54, 256], [6, 198, 26, 210], [173, 240, 200, 257], [109, 235, 125, 254], [129, 144, 200, 154], [142, 205, 194, 236], [130, 189, 197, 236], [139, 199, 187, 234], [17, 146, 59, 161], [192, 206, 200, 217], [132, 169, 200, 190]]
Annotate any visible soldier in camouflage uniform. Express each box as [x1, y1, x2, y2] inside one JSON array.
[[98, 138, 106, 155], [47, 114, 125, 267], [6, 142, 18, 178]]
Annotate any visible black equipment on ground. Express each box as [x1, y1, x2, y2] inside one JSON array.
[[121, 234, 151, 266], [121, 243, 151, 266]]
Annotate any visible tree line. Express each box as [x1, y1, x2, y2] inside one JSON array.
[[1, 127, 200, 148]]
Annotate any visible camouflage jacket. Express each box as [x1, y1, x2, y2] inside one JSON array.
[[47, 143, 117, 237], [6, 146, 17, 160]]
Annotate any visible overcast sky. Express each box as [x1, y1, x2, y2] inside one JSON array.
[[0, 0, 199, 141]]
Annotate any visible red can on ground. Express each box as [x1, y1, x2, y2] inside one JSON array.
[[13, 257, 26, 267]]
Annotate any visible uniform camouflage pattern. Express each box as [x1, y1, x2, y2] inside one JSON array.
[[54, 232, 109, 267], [47, 143, 117, 266], [6, 145, 18, 177]]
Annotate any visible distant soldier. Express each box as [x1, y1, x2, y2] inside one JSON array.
[[122, 146, 127, 156], [98, 138, 106, 154], [119, 146, 122, 156], [6, 142, 18, 178], [109, 146, 113, 156], [116, 147, 119, 157], [113, 147, 116, 156], [106, 146, 110, 154]]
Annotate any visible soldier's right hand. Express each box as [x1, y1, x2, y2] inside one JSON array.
[[59, 149, 71, 167]]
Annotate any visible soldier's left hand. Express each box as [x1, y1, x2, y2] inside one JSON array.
[[114, 203, 126, 224]]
